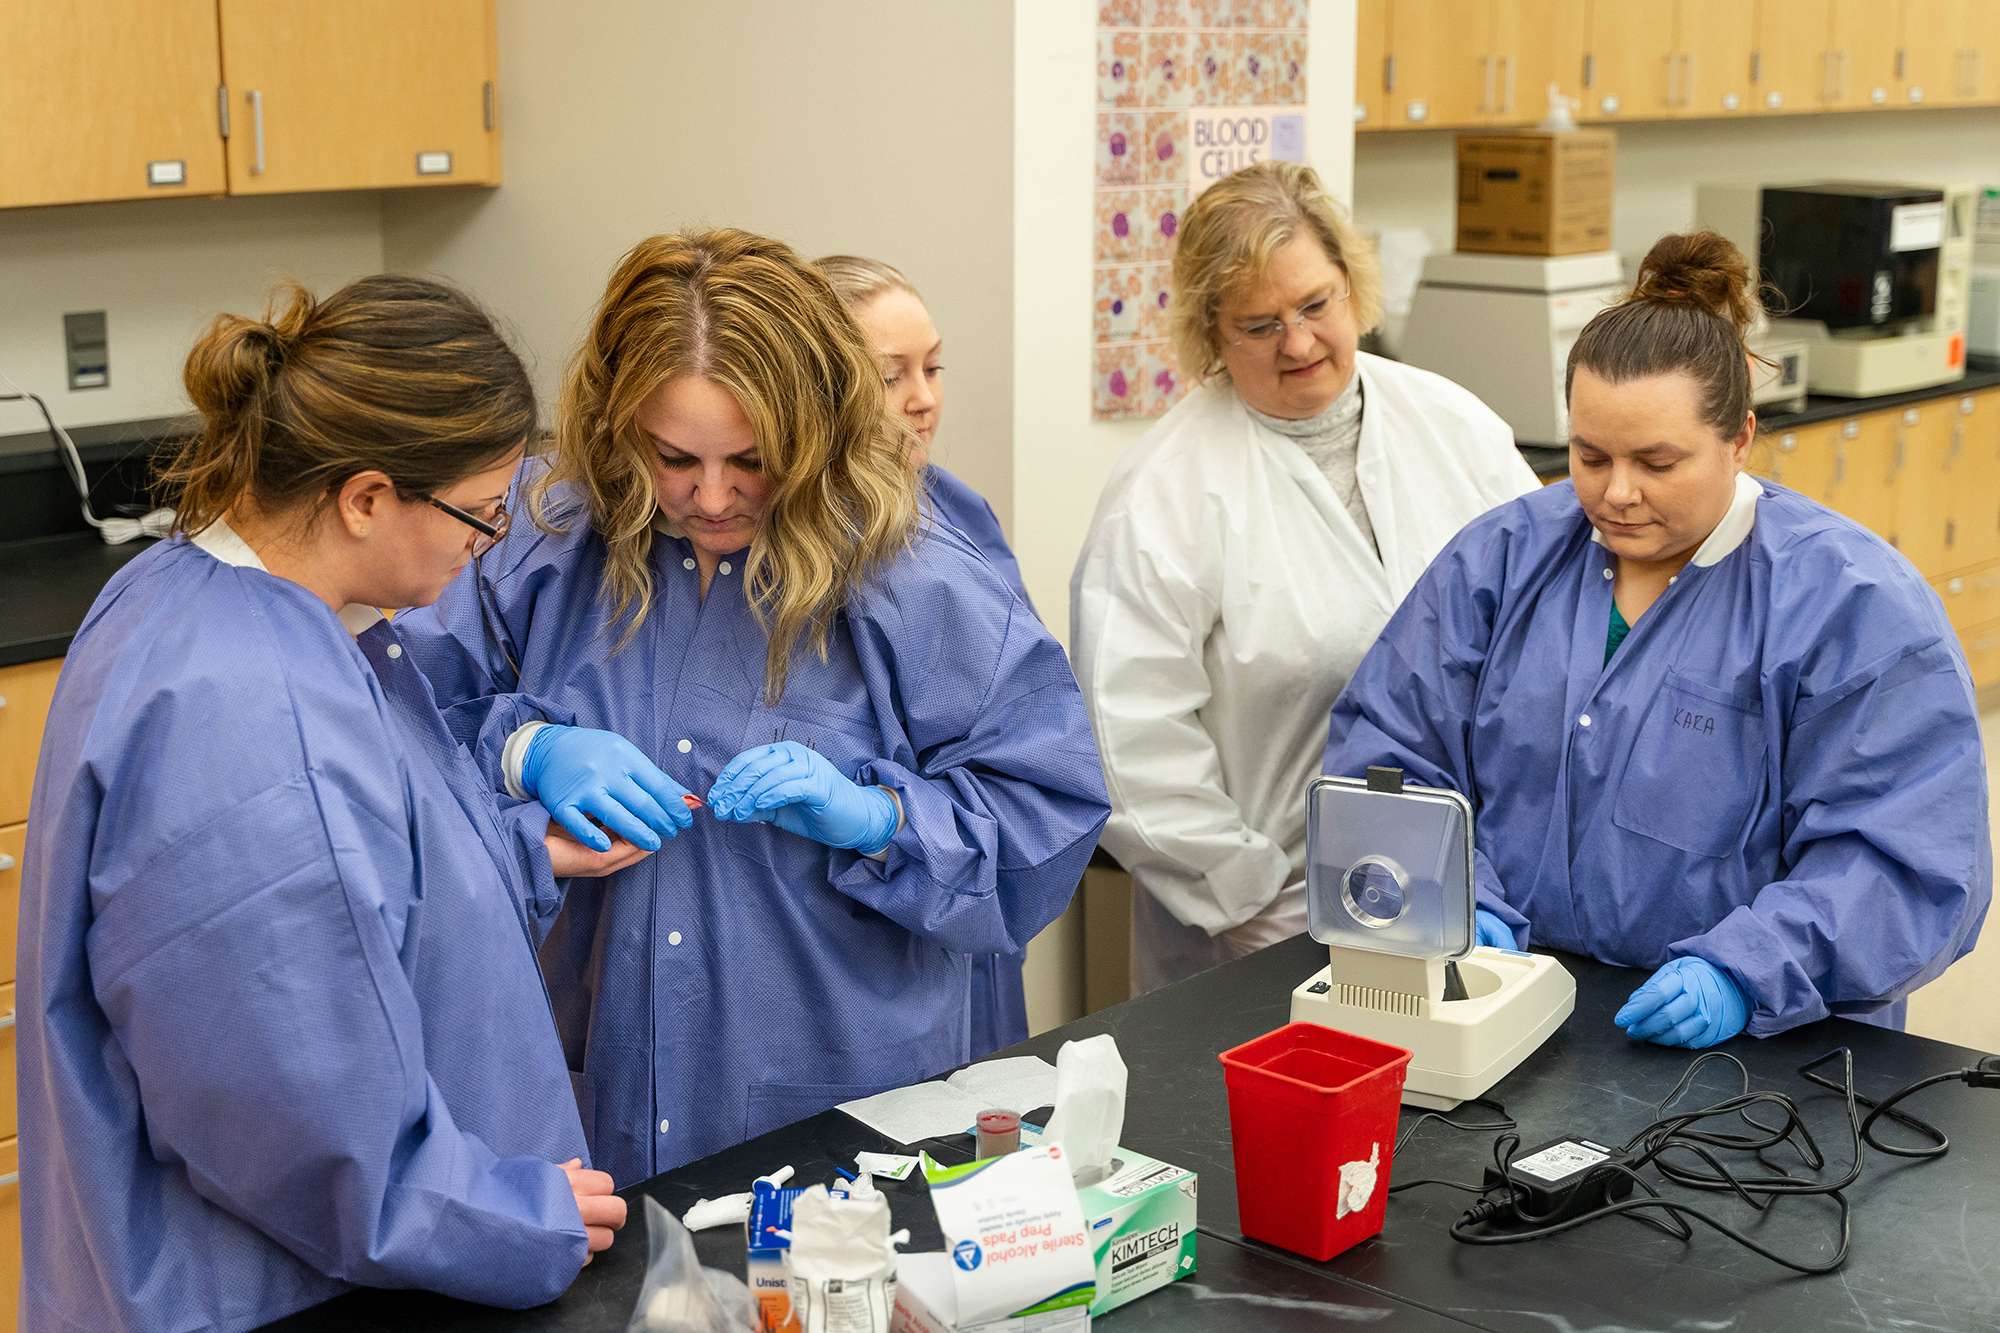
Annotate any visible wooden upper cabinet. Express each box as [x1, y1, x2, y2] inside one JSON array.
[[1357, 0, 1390, 126], [1494, 0, 1588, 122], [218, 0, 498, 195], [1676, 0, 1755, 115], [0, 0, 227, 208], [1581, 1, 1676, 120], [1386, 0, 1498, 127], [1823, 0, 1900, 108], [1899, 0, 1978, 106], [1969, 0, 2000, 101], [1752, 0, 1832, 111]]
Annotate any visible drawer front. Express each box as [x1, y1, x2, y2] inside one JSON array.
[[1960, 617, 2000, 691], [0, 658, 62, 828], [0, 982, 14, 1143], [0, 1134, 16, 1333], [1932, 561, 2000, 638], [0, 823, 18, 989]]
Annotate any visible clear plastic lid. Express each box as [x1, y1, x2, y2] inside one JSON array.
[[1304, 774, 1475, 960]]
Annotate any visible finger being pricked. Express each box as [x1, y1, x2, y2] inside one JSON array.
[[545, 828, 652, 879]]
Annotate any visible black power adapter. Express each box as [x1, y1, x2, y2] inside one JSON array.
[[1470, 1138, 1637, 1226]]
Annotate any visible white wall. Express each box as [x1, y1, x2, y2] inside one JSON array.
[[0, 195, 384, 430], [1352, 107, 2000, 268], [1011, 0, 1358, 646], [379, 0, 1014, 524]]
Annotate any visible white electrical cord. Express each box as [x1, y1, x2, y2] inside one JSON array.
[[0, 366, 176, 544]]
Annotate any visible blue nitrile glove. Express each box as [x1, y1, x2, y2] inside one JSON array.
[[1474, 909, 1518, 951], [1614, 957, 1749, 1049], [707, 740, 900, 854], [521, 725, 693, 853]]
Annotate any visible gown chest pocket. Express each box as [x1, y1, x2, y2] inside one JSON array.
[[1611, 672, 1769, 860]]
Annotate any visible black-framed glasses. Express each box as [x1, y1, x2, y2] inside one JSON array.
[[426, 495, 509, 557]]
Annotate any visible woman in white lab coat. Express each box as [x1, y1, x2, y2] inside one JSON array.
[[1071, 160, 1539, 991]]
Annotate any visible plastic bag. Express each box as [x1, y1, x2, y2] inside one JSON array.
[[626, 1196, 755, 1332]]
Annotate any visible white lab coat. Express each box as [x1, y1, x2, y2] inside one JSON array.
[[1070, 352, 1540, 990]]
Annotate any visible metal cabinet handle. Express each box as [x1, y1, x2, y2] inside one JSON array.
[[1680, 53, 1693, 107], [1502, 54, 1514, 113], [1839, 50, 1849, 102], [1481, 54, 1495, 113], [249, 89, 266, 175]]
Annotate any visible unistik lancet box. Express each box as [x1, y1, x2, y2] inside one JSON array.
[[746, 1180, 804, 1333], [1076, 1148, 1198, 1314]]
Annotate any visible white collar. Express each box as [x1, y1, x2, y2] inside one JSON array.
[[190, 518, 386, 636], [1589, 470, 1762, 568]]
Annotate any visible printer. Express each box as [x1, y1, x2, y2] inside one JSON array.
[[1697, 181, 1973, 397]]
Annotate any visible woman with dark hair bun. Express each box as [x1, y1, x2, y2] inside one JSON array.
[[19, 276, 638, 1332], [1327, 230, 1990, 1049]]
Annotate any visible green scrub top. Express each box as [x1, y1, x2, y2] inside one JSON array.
[[1606, 600, 1632, 664]]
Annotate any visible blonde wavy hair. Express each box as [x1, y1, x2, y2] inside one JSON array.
[[536, 228, 919, 702], [1170, 160, 1383, 383]]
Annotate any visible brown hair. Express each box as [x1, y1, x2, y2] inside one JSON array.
[[1566, 231, 1762, 439], [539, 228, 918, 703], [164, 274, 535, 535], [815, 254, 922, 311], [1169, 160, 1383, 382]]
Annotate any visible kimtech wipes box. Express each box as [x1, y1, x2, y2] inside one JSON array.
[[1076, 1147, 1198, 1315]]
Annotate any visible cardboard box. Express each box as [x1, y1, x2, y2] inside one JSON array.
[[892, 1254, 1091, 1333], [747, 1181, 804, 1333], [1076, 1149, 1199, 1315], [1455, 130, 1614, 256]]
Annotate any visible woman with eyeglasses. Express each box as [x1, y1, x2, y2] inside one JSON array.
[[397, 228, 1109, 1185], [1072, 160, 1540, 991], [19, 276, 642, 1333]]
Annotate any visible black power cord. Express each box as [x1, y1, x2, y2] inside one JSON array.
[[1392, 1047, 1995, 1275]]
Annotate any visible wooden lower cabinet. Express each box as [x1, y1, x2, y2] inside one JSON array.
[[1959, 616, 2000, 688], [0, 1135, 16, 1332]]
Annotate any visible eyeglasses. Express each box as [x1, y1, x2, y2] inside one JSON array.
[[1225, 289, 1350, 346], [426, 494, 510, 557]]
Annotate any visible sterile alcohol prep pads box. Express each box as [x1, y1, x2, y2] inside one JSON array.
[[898, 1145, 1095, 1332], [1076, 1147, 1198, 1314]]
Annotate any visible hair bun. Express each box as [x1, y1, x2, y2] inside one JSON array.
[[1629, 230, 1757, 336], [181, 285, 314, 421]]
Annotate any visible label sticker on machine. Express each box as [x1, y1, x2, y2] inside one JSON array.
[[1891, 201, 1945, 252], [1512, 1139, 1610, 1182]]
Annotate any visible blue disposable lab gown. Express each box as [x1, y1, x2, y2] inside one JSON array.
[[924, 463, 1032, 1055], [396, 483, 1109, 1184], [19, 538, 589, 1333], [1325, 478, 1990, 1036]]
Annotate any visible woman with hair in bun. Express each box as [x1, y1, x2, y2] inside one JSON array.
[[19, 277, 639, 1332], [398, 229, 1108, 1183], [1326, 231, 1991, 1048], [816, 252, 1034, 1055]]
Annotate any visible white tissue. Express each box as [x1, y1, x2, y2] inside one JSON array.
[[680, 1193, 751, 1232], [1041, 1033, 1128, 1181], [1335, 1143, 1380, 1220], [785, 1184, 902, 1282]]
